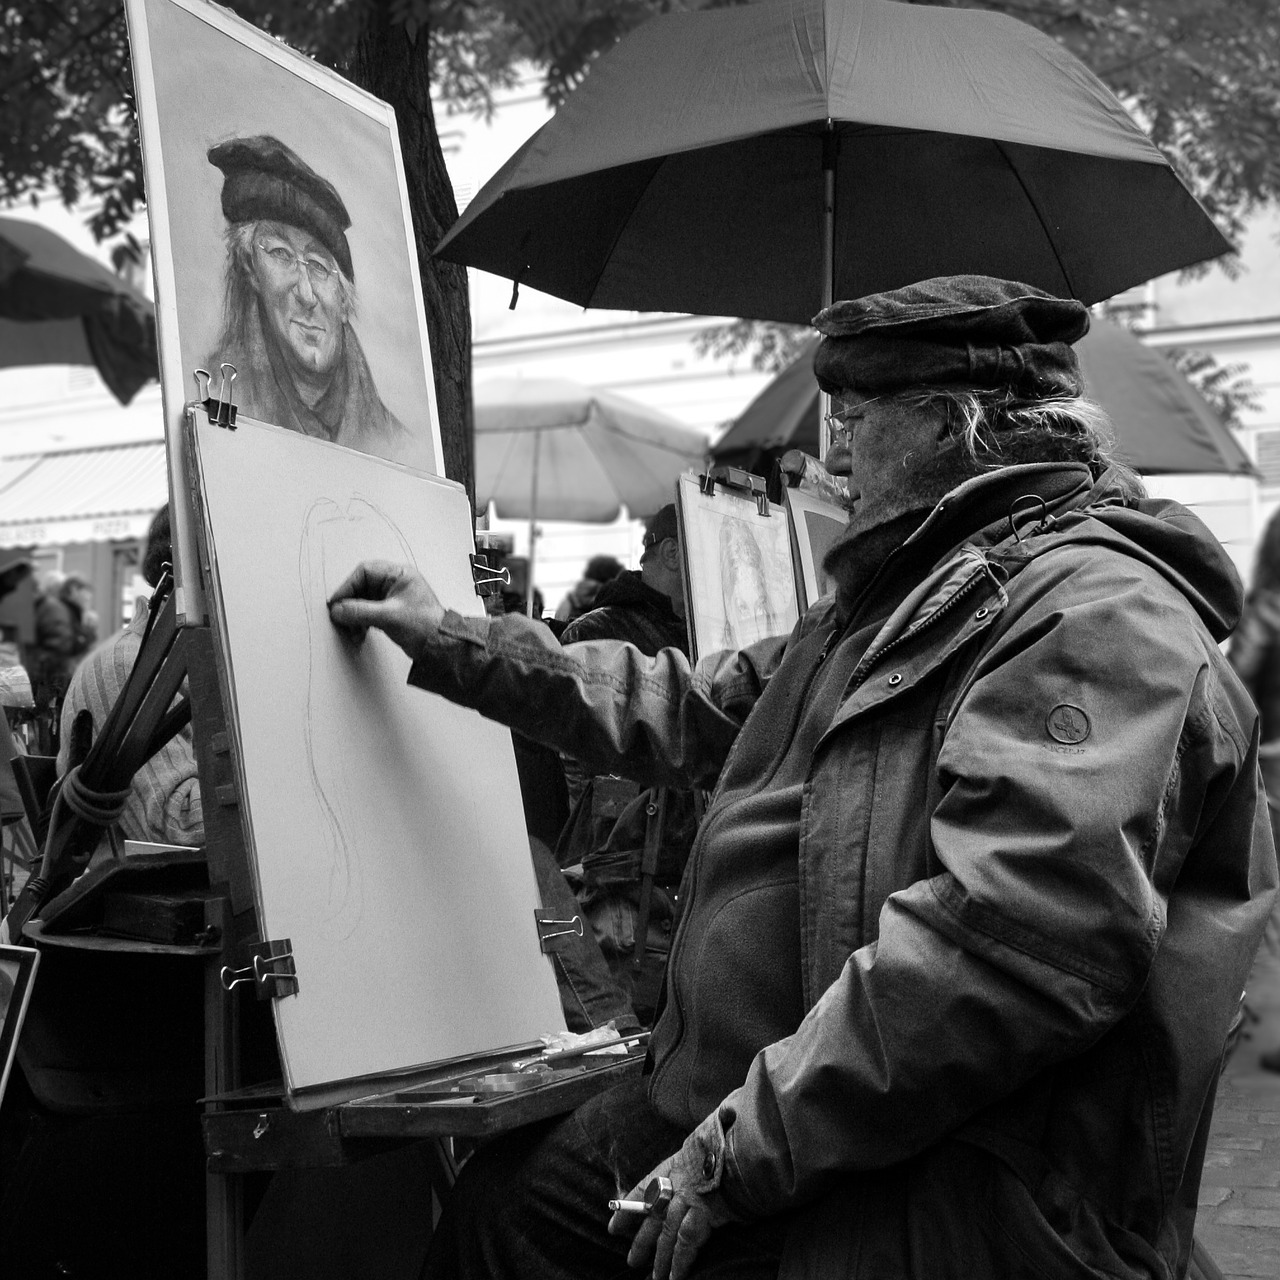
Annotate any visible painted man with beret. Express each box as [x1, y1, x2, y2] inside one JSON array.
[[205, 135, 428, 469], [329, 276, 1276, 1280]]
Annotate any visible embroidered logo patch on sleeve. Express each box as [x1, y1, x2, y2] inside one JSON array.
[[1046, 704, 1091, 745]]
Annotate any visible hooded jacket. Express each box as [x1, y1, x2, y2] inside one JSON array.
[[408, 464, 1276, 1279]]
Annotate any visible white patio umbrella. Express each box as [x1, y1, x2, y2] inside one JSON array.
[[474, 377, 708, 613]]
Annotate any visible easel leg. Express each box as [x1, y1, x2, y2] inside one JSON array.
[[205, 898, 244, 1280]]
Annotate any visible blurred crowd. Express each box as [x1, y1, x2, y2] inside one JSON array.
[[1, 557, 99, 755]]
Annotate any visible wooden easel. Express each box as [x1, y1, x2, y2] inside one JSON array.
[[8, 421, 644, 1279]]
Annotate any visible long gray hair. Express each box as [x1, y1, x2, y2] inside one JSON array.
[[889, 384, 1146, 498]]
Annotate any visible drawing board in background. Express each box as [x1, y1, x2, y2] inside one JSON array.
[[125, 0, 443, 622], [0, 945, 40, 1109], [191, 417, 561, 1105], [784, 488, 850, 612], [676, 474, 799, 661]]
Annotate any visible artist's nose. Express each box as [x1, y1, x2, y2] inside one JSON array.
[[823, 441, 853, 476]]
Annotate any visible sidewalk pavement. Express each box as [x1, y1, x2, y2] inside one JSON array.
[[1196, 942, 1280, 1279]]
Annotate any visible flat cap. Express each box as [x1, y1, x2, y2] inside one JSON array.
[[208, 135, 354, 281], [813, 275, 1089, 399]]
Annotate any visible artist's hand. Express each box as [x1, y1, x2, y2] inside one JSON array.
[[608, 1111, 739, 1280], [327, 561, 446, 659]]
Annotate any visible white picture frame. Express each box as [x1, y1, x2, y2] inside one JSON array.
[[784, 487, 850, 612], [676, 473, 799, 662], [125, 0, 444, 623]]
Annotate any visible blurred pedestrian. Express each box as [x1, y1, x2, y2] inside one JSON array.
[[1228, 506, 1280, 1071], [25, 570, 97, 752], [556, 504, 698, 1024], [555, 554, 624, 623]]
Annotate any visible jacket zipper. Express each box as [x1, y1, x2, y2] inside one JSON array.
[[849, 567, 992, 694]]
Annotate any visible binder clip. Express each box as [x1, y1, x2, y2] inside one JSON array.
[[535, 909, 584, 954], [700, 464, 770, 516], [470, 552, 511, 599], [195, 364, 239, 429], [220, 938, 298, 1000]]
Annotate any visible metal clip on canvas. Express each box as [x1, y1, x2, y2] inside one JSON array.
[[469, 552, 511, 598], [220, 938, 298, 1000], [193, 364, 238, 429], [700, 464, 770, 517]]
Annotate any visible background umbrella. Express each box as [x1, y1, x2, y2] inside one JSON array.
[[438, 0, 1229, 325], [0, 216, 157, 405], [711, 320, 1258, 478], [475, 377, 707, 612]]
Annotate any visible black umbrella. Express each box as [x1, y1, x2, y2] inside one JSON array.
[[437, 0, 1229, 323], [0, 216, 157, 405], [712, 321, 1257, 478]]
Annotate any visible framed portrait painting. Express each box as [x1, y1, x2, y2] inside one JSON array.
[[784, 487, 850, 612], [676, 474, 799, 662], [126, 0, 444, 620], [0, 945, 40, 1109]]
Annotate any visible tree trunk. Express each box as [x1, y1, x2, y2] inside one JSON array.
[[347, 7, 474, 507]]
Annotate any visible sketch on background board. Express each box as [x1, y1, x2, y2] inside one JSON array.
[[678, 476, 799, 658], [785, 487, 850, 612], [128, 0, 440, 477], [299, 495, 417, 941]]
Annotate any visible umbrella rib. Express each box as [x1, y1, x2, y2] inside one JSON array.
[[993, 140, 1078, 299], [582, 160, 666, 309]]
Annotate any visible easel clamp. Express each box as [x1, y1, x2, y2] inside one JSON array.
[[535, 909, 583, 954], [469, 552, 511, 598], [700, 464, 770, 516], [220, 939, 298, 1000], [194, 364, 239, 429]]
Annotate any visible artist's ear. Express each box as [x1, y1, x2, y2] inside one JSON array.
[[660, 538, 681, 572]]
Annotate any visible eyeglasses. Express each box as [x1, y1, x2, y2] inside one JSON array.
[[256, 238, 337, 287], [823, 395, 882, 440]]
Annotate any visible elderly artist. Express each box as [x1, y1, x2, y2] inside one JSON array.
[[205, 134, 428, 470], [329, 276, 1276, 1280]]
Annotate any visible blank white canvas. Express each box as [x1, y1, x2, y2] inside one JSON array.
[[193, 416, 563, 1100]]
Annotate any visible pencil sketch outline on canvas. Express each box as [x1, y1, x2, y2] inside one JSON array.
[[299, 494, 417, 940]]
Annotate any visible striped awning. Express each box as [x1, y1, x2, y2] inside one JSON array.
[[0, 440, 168, 548]]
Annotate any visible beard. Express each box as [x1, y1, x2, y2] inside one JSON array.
[[822, 444, 983, 617]]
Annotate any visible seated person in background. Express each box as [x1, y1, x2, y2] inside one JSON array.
[[57, 505, 204, 848], [555, 553, 624, 624], [557, 505, 699, 1023]]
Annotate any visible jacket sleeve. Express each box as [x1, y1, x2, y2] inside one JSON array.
[[715, 554, 1265, 1217], [406, 609, 787, 790]]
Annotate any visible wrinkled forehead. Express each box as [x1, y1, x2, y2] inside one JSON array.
[[255, 220, 336, 265]]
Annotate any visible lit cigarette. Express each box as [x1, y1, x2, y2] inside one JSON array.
[[608, 1198, 648, 1213]]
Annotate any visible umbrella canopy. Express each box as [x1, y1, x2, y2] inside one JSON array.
[[0, 217, 157, 405], [437, 0, 1229, 323], [475, 377, 707, 614], [712, 321, 1257, 478], [475, 377, 707, 522]]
